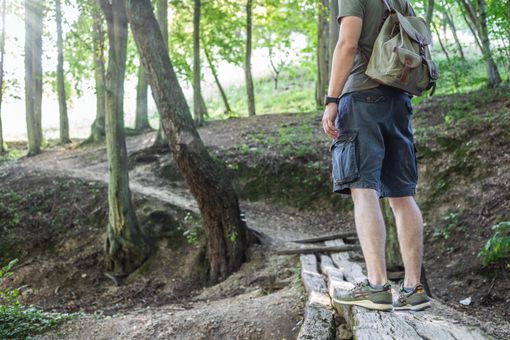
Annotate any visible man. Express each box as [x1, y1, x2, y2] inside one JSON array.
[[321, 0, 431, 311]]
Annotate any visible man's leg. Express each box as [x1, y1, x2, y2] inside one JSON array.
[[388, 196, 423, 288], [351, 188, 387, 285]]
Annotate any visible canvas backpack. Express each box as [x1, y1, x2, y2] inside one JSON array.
[[361, 0, 439, 96]]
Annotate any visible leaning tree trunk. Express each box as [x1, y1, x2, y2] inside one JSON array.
[[126, 0, 249, 283], [316, 0, 329, 108], [24, 0, 43, 156], [444, 6, 466, 62], [203, 43, 232, 114], [89, 4, 106, 143], [0, 0, 5, 153], [193, 0, 206, 125], [135, 65, 151, 131], [245, 0, 256, 117], [328, 0, 339, 78], [458, 0, 501, 87], [56, 0, 71, 144], [153, 0, 169, 147], [98, 0, 151, 276]]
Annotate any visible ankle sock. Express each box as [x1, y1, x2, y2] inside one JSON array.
[[368, 281, 385, 290], [403, 286, 414, 293]]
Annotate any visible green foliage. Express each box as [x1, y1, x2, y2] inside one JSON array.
[[0, 260, 77, 338], [278, 121, 314, 157], [433, 211, 464, 240], [177, 212, 200, 246], [479, 221, 510, 266], [206, 61, 316, 119], [228, 229, 238, 243]]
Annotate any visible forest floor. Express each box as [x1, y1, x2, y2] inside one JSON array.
[[0, 87, 509, 339]]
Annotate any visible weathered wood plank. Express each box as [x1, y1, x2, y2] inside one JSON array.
[[276, 244, 361, 255], [298, 254, 336, 340], [326, 239, 366, 283]]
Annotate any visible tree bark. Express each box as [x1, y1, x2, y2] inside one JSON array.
[[0, 0, 5, 153], [245, 0, 256, 116], [135, 64, 151, 131], [153, 0, 169, 147], [193, 0, 206, 125], [203, 44, 231, 115], [126, 0, 249, 283], [24, 0, 43, 156], [316, 0, 329, 108], [98, 0, 151, 276], [56, 0, 71, 144], [89, 4, 106, 143]]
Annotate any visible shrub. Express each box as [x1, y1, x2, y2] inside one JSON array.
[[478, 221, 510, 266], [0, 259, 77, 338]]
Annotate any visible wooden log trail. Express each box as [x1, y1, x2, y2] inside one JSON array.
[[297, 236, 491, 340]]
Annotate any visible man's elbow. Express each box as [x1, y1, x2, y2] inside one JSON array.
[[337, 39, 358, 55]]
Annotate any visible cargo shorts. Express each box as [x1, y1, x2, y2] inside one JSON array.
[[331, 85, 418, 198]]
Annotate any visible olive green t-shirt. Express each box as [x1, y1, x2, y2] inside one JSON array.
[[337, 0, 410, 97]]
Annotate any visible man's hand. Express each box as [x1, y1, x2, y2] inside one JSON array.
[[322, 103, 340, 140]]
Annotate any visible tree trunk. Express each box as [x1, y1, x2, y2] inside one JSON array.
[[153, 0, 169, 147], [475, 0, 502, 87], [98, 0, 151, 276], [458, 0, 502, 87], [425, 0, 435, 28], [56, 0, 71, 144], [382, 200, 403, 272], [203, 43, 232, 115], [193, 0, 206, 125], [89, 4, 106, 143], [135, 64, 151, 131], [126, 0, 249, 283], [24, 0, 43, 156], [433, 21, 460, 89], [316, 0, 329, 108], [0, 0, 5, 153], [268, 44, 280, 90], [328, 0, 339, 78], [444, 7, 466, 62], [245, 0, 256, 116]]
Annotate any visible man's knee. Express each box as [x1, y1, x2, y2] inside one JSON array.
[[351, 188, 379, 205], [388, 196, 415, 212]]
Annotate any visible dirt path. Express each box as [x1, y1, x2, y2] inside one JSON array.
[[7, 131, 345, 339]]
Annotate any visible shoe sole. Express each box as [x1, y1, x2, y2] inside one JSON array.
[[333, 298, 393, 311], [394, 301, 432, 311]]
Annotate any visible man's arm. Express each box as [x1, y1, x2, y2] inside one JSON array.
[[322, 16, 363, 139]]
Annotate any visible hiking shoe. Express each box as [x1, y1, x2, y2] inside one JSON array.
[[393, 281, 431, 311], [332, 278, 392, 311]]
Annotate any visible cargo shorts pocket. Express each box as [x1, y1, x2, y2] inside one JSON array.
[[331, 131, 360, 185]]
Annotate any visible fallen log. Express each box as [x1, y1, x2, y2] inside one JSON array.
[[291, 231, 358, 244], [275, 244, 361, 255]]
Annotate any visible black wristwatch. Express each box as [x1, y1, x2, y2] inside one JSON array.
[[323, 95, 340, 106]]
